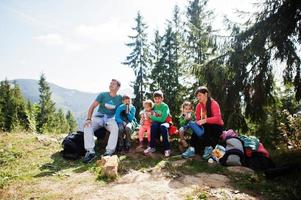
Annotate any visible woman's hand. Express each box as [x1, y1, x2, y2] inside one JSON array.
[[197, 119, 206, 126]]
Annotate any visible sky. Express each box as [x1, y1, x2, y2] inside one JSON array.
[[0, 0, 256, 93]]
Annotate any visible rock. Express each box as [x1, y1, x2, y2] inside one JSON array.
[[227, 166, 255, 175], [97, 155, 119, 178]]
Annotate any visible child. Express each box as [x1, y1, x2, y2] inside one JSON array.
[[115, 95, 137, 152], [137, 99, 154, 148], [178, 101, 195, 149], [143, 90, 172, 157]]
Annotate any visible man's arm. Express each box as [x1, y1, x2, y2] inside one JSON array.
[[87, 100, 99, 120]]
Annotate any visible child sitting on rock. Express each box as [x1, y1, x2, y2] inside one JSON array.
[[137, 99, 154, 149], [115, 95, 137, 152], [178, 101, 195, 150]]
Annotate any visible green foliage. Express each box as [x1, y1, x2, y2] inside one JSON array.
[[36, 74, 56, 134], [123, 12, 150, 115], [66, 110, 77, 132], [0, 80, 30, 132]]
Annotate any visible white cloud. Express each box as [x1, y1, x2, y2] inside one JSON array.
[[75, 18, 130, 43], [35, 33, 85, 52], [36, 33, 64, 46]]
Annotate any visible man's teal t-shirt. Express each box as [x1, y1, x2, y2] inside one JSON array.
[[95, 92, 122, 117]]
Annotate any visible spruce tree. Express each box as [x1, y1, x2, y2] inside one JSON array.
[[54, 109, 69, 134], [123, 12, 150, 115], [36, 74, 56, 133], [11, 82, 29, 131], [226, 0, 301, 122], [26, 100, 37, 132], [66, 110, 77, 132], [0, 80, 16, 132], [150, 22, 182, 118]]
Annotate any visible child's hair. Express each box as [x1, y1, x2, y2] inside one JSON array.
[[153, 90, 164, 98], [122, 94, 131, 101], [181, 101, 193, 113], [143, 99, 154, 108]]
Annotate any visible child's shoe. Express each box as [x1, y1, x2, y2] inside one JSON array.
[[164, 149, 171, 157], [143, 147, 156, 155], [181, 147, 195, 158]]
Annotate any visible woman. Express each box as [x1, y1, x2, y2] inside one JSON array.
[[182, 86, 224, 159]]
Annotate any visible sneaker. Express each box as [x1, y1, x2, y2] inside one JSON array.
[[143, 147, 156, 155], [164, 149, 171, 157], [83, 152, 96, 164], [182, 147, 195, 158], [102, 150, 113, 157], [202, 146, 213, 160]]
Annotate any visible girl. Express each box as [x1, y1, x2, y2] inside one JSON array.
[[178, 101, 195, 149], [137, 100, 153, 148]]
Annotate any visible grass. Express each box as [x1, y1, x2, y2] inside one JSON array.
[[0, 132, 300, 199]]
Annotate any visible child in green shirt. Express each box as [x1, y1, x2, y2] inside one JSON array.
[[143, 90, 171, 157]]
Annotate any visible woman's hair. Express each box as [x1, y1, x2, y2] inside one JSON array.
[[195, 86, 212, 117], [143, 99, 154, 108], [181, 101, 193, 114]]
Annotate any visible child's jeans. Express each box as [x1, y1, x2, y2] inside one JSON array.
[[188, 121, 204, 138], [118, 122, 133, 148], [149, 121, 170, 150]]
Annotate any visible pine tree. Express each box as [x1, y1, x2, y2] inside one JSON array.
[[150, 22, 182, 118], [66, 110, 77, 132], [0, 80, 29, 132], [11, 82, 29, 131], [36, 74, 56, 133], [185, 0, 215, 66], [123, 12, 150, 114], [226, 0, 301, 122], [26, 100, 37, 132], [0, 80, 16, 132], [54, 109, 69, 134]]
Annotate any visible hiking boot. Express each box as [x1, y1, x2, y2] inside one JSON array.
[[182, 147, 195, 159], [202, 146, 213, 160], [83, 152, 96, 164], [164, 149, 171, 157], [143, 147, 156, 155]]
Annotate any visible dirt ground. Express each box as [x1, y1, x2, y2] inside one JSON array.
[[3, 160, 261, 200]]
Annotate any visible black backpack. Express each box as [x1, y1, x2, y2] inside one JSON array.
[[61, 131, 85, 160], [61, 128, 107, 160]]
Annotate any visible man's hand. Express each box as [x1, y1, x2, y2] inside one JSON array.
[[84, 119, 92, 128]]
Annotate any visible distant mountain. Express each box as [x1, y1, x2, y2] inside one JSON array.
[[12, 79, 97, 126], [11, 79, 134, 127]]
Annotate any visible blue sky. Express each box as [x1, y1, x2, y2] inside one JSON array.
[[0, 0, 255, 93]]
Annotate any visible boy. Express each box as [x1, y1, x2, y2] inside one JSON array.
[[115, 95, 137, 152], [143, 90, 171, 157]]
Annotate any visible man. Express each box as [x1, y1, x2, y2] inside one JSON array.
[[83, 79, 122, 163]]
